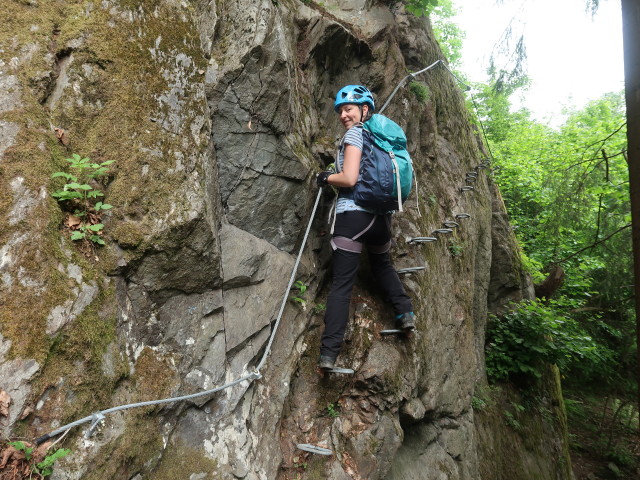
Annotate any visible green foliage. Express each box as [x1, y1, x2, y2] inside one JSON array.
[[473, 85, 634, 398], [51, 154, 114, 246], [290, 280, 308, 308], [485, 299, 610, 383], [409, 81, 430, 103], [404, 0, 439, 17], [471, 396, 486, 411], [429, 0, 465, 67], [503, 410, 522, 431], [326, 403, 340, 418], [7, 441, 71, 477], [9, 441, 34, 460], [35, 448, 72, 476], [311, 302, 326, 315], [447, 239, 463, 257]]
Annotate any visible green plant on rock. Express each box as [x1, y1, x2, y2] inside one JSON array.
[[7, 440, 71, 478], [409, 81, 430, 103], [326, 402, 340, 418], [51, 154, 114, 246], [290, 280, 308, 309], [448, 239, 463, 257], [471, 396, 486, 411], [311, 302, 326, 315]]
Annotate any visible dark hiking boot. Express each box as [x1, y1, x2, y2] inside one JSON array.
[[317, 355, 336, 370], [396, 312, 416, 330]]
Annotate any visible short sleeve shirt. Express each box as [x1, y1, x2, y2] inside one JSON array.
[[336, 126, 373, 214]]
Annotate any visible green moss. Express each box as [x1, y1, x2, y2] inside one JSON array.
[[409, 81, 430, 104], [151, 441, 219, 480], [111, 221, 145, 248], [82, 348, 180, 479]]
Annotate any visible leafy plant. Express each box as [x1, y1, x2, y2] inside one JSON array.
[[404, 0, 439, 17], [447, 239, 463, 257], [409, 81, 430, 103], [7, 441, 71, 477], [485, 299, 609, 383], [311, 303, 326, 315], [326, 403, 340, 418], [471, 396, 486, 411], [51, 154, 114, 246], [9, 440, 34, 460], [504, 410, 522, 431], [290, 280, 308, 309]]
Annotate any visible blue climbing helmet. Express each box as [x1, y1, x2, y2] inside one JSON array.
[[334, 85, 375, 112]]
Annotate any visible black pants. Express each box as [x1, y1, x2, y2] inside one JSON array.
[[320, 211, 413, 358]]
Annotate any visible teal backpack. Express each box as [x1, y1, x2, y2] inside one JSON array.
[[354, 114, 414, 212]]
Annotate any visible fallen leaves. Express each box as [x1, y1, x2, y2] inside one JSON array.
[[0, 440, 58, 480], [53, 127, 69, 146]]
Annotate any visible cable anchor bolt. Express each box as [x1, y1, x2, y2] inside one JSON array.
[[86, 412, 106, 438]]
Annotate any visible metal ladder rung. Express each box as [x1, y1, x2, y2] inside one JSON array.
[[297, 444, 333, 455]]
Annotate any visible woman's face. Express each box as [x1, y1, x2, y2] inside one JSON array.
[[338, 104, 368, 129]]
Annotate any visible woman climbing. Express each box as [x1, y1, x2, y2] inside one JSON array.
[[315, 85, 416, 371]]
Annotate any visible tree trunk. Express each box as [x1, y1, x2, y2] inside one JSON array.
[[621, 0, 640, 431]]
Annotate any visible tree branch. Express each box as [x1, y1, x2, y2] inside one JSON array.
[[556, 224, 632, 264]]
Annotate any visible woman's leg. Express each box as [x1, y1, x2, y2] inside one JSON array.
[[361, 214, 413, 316], [367, 249, 413, 315], [320, 248, 361, 358]]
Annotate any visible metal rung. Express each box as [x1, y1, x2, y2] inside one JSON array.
[[407, 236, 437, 244], [380, 329, 405, 335], [433, 228, 453, 234], [475, 165, 487, 170], [460, 186, 475, 192], [455, 213, 471, 219], [325, 367, 354, 374], [297, 444, 333, 455], [465, 176, 477, 182], [466, 172, 478, 178], [443, 221, 459, 229], [397, 266, 426, 274]]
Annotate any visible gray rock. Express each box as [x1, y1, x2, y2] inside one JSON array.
[[0, 334, 39, 429]]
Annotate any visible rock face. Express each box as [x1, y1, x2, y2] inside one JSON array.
[[0, 1, 571, 479]]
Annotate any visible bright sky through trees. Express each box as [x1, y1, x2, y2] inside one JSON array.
[[452, 0, 625, 124]]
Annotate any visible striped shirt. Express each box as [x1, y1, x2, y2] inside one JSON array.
[[336, 126, 373, 214]]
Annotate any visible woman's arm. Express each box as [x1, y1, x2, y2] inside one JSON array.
[[328, 145, 360, 187]]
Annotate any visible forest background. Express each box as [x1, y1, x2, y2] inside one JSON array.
[[425, 0, 638, 477]]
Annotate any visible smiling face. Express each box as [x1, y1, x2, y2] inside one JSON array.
[[338, 103, 369, 129]]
